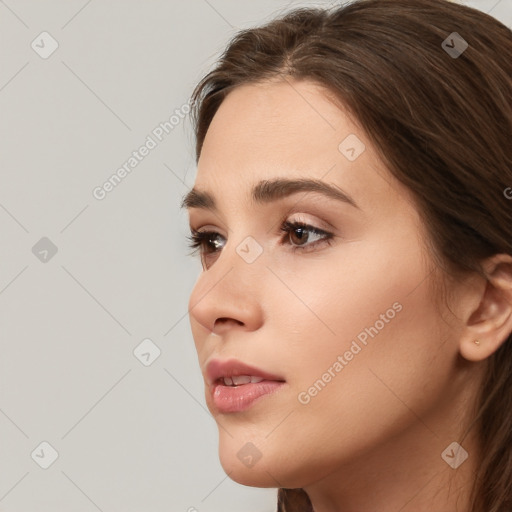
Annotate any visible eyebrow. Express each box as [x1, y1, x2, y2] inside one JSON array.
[[180, 177, 360, 212]]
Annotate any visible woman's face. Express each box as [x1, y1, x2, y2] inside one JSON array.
[[185, 79, 474, 490]]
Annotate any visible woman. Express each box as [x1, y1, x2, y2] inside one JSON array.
[[181, 0, 512, 510]]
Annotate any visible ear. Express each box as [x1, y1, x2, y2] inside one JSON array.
[[459, 253, 512, 362]]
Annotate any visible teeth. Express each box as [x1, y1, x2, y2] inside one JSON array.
[[221, 375, 265, 386], [231, 375, 251, 385]]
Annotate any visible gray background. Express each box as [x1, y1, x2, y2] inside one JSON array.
[[0, 1, 510, 511]]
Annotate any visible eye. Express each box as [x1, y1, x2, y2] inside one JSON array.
[[278, 220, 334, 252], [185, 230, 226, 257], [185, 220, 334, 266]]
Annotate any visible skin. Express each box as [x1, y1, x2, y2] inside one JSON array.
[[185, 79, 512, 512]]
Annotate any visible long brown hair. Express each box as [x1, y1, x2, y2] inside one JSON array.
[[189, 1, 512, 510]]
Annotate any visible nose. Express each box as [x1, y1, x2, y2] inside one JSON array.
[[188, 241, 265, 336]]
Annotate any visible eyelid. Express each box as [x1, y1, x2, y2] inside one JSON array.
[[188, 216, 230, 236], [280, 212, 334, 232]]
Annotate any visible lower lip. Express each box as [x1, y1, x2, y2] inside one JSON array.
[[211, 380, 285, 413]]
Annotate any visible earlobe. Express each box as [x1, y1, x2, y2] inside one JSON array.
[[459, 254, 512, 362]]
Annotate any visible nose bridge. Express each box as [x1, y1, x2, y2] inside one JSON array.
[[224, 227, 269, 285], [213, 232, 267, 299]]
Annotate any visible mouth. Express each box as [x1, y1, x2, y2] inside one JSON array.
[[206, 358, 286, 413], [211, 378, 286, 413]]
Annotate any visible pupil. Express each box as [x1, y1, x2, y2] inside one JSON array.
[[293, 227, 307, 245]]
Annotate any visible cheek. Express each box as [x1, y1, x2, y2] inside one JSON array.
[[269, 232, 431, 368], [261, 237, 453, 454]]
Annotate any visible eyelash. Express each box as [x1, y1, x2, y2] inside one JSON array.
[[186, 220, 334, 259]]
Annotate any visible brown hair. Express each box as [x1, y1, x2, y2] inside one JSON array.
[[189, 0, 512, 510]]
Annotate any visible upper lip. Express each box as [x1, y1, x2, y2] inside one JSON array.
[[206, 358, 285, 386]]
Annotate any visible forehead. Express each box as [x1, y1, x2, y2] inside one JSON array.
[[199, 80, 353, 173], [195, 80, 367, 195]]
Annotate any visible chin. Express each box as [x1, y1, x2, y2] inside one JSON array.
[[218, 457, 268, 487], [218, 443, 312, 489], [217, 442, 278, 487]]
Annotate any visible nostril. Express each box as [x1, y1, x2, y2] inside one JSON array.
[[214, 318, 243, 328]]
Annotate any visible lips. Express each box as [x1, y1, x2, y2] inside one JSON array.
[[205, 358, 286, 414], [206, 358, 285, 386]]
